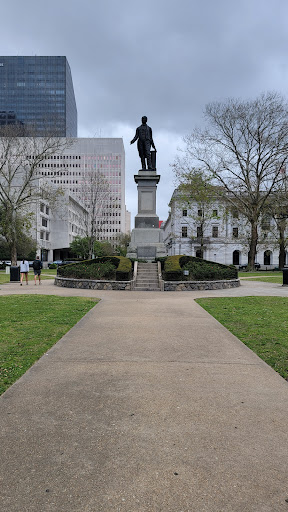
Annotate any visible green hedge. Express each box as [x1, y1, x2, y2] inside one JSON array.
[[155, 257, 167, 270], [164, 255, 238, 281], [57, 256, 132, 281], [163, 255, 183, 280], [115, 256, 132, 281]]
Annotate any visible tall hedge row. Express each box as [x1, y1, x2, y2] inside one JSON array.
[[163, 255, 237, 281], [57, 256, 132, 281]]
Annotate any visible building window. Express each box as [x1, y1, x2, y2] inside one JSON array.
[[197, 226, 203, 238], [46, 233, 49, 241], [42, 218, 48, 227], [264, 250, 271, 265], [261, 215, 271, 231], [182, 226, 188, 237], [46, 206, 49, 215], [213, 209, 218, 217], [40, 231, 44, 240], [212, 226, 218, 238], [40, 203, 45, 213], [233, 227, 239, 238], [233, 250, 240, 265], [198, 209, 203, 217], [232, 209, 239, 219], [182, 209, 187, 217]]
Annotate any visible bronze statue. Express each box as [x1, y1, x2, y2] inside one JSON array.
[[130, 116, 156, 170]]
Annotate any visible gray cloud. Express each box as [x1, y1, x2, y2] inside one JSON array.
[[2, 0, 288, 220]]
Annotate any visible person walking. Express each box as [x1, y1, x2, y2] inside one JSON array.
[[20, 259, 29, 285], [32, 256, 43, 285]]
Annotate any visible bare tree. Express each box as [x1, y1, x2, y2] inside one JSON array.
[[0, 125, 71, 264], [178, 92, 288, 268], [260, 169, 288, 268], [79, 170, 112, 259]]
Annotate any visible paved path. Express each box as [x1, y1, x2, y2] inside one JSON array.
[[1, 280, 288, 511]]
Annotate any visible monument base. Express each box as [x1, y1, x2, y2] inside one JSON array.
[[127, 164, 167, 261], [126, 228, 167, 261], [135, 214, 159, 229]]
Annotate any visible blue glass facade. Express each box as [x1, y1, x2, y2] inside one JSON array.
[[0, 56, 77, 136]]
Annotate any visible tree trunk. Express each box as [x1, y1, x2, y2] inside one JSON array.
[[89, 235, 95, 260], [248, 222, 258, 269], [10, 241, 17, 266], [278, 224, 286, 269], [200, 221, 204, 258]]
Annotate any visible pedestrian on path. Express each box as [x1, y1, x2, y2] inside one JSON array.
[[32, 256, 42, 285], [20, 259, 29, 285]]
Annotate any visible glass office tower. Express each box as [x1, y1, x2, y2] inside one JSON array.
[[0, 56, 77, 136]]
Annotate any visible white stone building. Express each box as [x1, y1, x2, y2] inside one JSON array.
[[162, 189, 284, 268], [29, 180, 88, 263]]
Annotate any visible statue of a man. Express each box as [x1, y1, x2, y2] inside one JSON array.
[[130, 116, 156, 170]]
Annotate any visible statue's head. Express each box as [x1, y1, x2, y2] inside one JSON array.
[[142, 116, 147, 124]]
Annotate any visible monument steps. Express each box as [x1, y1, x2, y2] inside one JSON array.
[[134, 263, 160, 291]]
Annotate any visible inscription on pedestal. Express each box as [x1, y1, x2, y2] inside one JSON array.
[[137, 246, 156, 259], [141, 191, 154, 212]]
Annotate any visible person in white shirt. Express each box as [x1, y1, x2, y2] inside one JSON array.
[[20, 259, 29, 285]]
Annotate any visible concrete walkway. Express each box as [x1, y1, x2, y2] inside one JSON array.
[[1, 279, 288, 511]]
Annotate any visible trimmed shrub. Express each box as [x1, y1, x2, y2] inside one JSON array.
[[163, 255, 183, 281], [116, 256, 132, 281], [155, 256, 168, 270], [164, 255, 237, 281], [57, 256, 132, 281], [58, 261, 115, 280]]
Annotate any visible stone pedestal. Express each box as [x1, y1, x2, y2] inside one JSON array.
[[127, 169, 167, 261]]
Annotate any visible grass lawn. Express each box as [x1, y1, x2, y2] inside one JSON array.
[[196, 296, 288, 380], [239, 271, 283, 284], [0, 295, 98, 395], [0, 269, 57, 284]]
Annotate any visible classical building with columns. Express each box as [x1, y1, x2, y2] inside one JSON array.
[[162, 188, 283, 268]]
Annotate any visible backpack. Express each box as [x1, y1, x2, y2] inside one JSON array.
[[33, 259, 42, 271]]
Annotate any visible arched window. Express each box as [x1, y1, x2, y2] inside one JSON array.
[[264, 250, 271, 265], [233, 250, 240, 265]]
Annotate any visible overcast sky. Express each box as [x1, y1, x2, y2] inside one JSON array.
[[2, 0, 288, 223]]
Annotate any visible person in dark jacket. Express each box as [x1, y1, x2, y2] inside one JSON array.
[[32, 256, 43, 285], [130, 116, 156, 170]]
